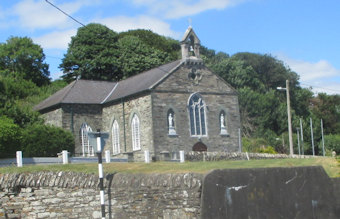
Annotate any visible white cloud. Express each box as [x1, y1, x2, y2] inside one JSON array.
[[51, 71, 64, 81], [12, 0, 91, 30], [278, 54, 340, 95], [33, 29, 77, 50], [131, 0, 246, 19], [95, 15, 181, 38]]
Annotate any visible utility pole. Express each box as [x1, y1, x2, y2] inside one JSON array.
[[300, 118, 304, 155], [277, 80, 294, 156], [296, 128, 301, 155], [310, 118, 315, 156], [321, 119, 325, 156]]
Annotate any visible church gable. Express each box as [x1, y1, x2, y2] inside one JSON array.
[[153, 63, 236, 94], [153, 26, 236, 95]]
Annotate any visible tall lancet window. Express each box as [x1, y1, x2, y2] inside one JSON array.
[[79, 123, 94, 157], [131, 114, 141, 151], [188, 93, 207, 136], [112, 120, 120, 154]]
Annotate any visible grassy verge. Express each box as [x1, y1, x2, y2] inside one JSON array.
[[0, 157, 339, 178]]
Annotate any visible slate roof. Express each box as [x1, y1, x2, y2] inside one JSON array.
[[35, 60, 182, 112]]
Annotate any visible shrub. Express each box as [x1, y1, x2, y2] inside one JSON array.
[[0, 116, 21, 158], [256, 146, 277, 154], [322, 134, 340, 154], [242, 137, 276, 153], [22, 124, 74, 157]]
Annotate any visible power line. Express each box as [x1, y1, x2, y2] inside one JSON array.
[[300, 82, 340, 93], [45, 0, 85, 27]]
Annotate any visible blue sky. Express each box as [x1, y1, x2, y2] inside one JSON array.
[[1, 0, 340, 94]]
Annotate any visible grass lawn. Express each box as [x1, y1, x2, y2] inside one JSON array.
[[1, 157, 339, 178]]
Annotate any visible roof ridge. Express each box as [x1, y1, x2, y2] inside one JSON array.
[[119, 60, 180, 83], [149, 60, 182, 89], [101, 82, 118, 104]]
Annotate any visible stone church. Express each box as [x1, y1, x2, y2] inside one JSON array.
[[35, 27, 241, 161]]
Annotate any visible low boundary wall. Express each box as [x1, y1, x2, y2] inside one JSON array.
[[185, 151, 312, 161], [0, 167, 339, 219], [0, 172, 203, 219]]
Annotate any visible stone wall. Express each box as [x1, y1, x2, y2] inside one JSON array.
[[102, 94, 154, 161], [62, 104, 103, 156], [185, 151, 313, 161], [41, 108, 62, 128], [1, 169, 339, 219], [0, 172, 203, 219], [152, 64, 241, 156]]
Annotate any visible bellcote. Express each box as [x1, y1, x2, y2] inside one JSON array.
[[181, 26, 203, 65]]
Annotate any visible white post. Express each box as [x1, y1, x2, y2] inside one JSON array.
[[310, 118, 315, 156], [238, 128, 242, 152], [297, 129, 301, 156], [144, 150, 150, 163], [16, 151, 23, 167], [62, 150, 68, 164], [105, 150, 111, 163], [95, 130, 105, 219], [321, 119, 325, 156], [286, 80, 294, 156], [179, 150, 185, 163], [300, 118, 304, 155]]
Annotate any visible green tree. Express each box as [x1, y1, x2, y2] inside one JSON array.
[[118, 29, 180, 60], [22, 124, 75, 157], [60, 23, 120, 82], [232, 52, 299, 90], [117, 35, 171, 78], [310, 93, 340, 134], [0, 116, 21, 158], [322, 134, 340, 154], [0, 36, 50, 86]]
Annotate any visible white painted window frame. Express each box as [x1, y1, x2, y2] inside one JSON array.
[[80, 123, 94, 157], [112, 120, 120, 155], [131, 114, 141, 151], [188, 93, 208, 137]]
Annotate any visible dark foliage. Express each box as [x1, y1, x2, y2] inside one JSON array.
[[21, 124, 75, 157]]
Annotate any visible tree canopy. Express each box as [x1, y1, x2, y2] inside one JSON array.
[[0, 36, 50, 86], [60, 23, 120, 82], [60, 23, 179, 82]]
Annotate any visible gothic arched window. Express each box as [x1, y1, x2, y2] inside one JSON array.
[[112, 120, 120, 154], [131, 114, 141, 150], [188, 93, 207, 136], [79, 123, 94, 157]]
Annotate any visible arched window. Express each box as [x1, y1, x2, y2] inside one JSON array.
[[131, 114, 141, 150], [112, 120, 120, 154], [188, 93, 207, 136], [79, 123, 94, 157]]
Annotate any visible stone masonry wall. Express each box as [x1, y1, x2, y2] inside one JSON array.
[[0, 172, 203, 219], [152, 64, 241, 156], [185, 151, 313, 162], [42, 108, 62, 128], [62, 104, 103, 156], [102, 95, 154, 161]]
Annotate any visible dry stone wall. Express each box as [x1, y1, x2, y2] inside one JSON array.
[[185, 151, 313, 161], [0, 172, 203, 219]]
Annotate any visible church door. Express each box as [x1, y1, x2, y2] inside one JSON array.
[[192, 142, 207, 152]]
